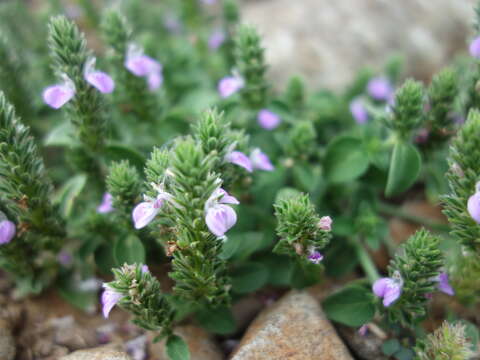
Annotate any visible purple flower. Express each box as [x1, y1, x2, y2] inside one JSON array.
[[42, 75, 76, 109], [208, 29, 226, 50], [200, 0, 216, 4], [468, 185, 480, 224], [358, 324, 368, 336], [437, 272, 454, 296], [164, 15, 182, 33], [218, 75, 244, 98], [132, 184, 174, 229], [372, 272, 403, 307], [126, 335, 147, 360], [307, 248, 323, 264], [257, 109, 281, 130], [147, 71, 163, 91], [367, 77, 393, 101], [101, 286, 123, 318], [349, 98, 368, 124], [141, 265, 149, 274], [84, 58, 115, 94], [470, 36, 480, 59], [58, 251, 73, 266], [250, 148, 274, 171], [97, 193, 114, 214], [125, 44, 163, 92], [225, 151, 253, 172], [0, 220, 16, 245], [204, 187, 239, 237], [318, 216, 332, 231]]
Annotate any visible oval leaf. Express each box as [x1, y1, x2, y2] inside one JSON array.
[[105, 143, 145, 171], [196, 306, 236, 335], [231, 262, 269, 294], [324, 136, 370, 183], [322, 285, 375, 326], [114, 235, 146, 265], [385, 142, 421, 197], [166, 335, 190, 360]]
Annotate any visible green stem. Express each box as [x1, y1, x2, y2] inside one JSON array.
[[352, 239, 380, 283], [378, 201, 450, 233]]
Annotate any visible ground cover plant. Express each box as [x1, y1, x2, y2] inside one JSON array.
[[1, 0, 480, 359]]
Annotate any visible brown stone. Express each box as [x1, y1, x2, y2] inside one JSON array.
[[148, 325, 223, 360], [59, 345, 131, 360], [0, 319, 16, 360], [230, 290, 353, 360]]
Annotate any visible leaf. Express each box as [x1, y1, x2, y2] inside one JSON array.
[[94, 243, 117, 275], [231, 262, 269, 294], [53, 174, 87, 218], [382, 339, 401, 356], [290, 261, 321, 289], [385, 142, 421, 197], [258, 254, 294, 287], [324, 136, 370, 183], [58, 276, 97, 311], [105, 143, 145, 171], [196, 306, 236, 335], [114, 235, 146, 265], [166, 335, 190, 360], [322, 285, 375, 326], [44, 122, 77, 147]]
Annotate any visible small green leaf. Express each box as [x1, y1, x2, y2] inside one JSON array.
[[290, 261, 321, 289], [231, 262, 269, 294], [381, 339, 401, 356], [58, 277, 97, 311], [44, 122, 77, 147], [385, 142, 421, 197], [105, 143, 145, 171], [114, 235, 146, 265], [166, 335, 190, 360], [322, 285, 375, 326], [53, 174, 87, 218], [94, 243, 117, 275], [324, 136, 370, 183], [196, 306, 236, 335]]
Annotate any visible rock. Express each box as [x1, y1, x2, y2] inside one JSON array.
[[230, 290, 353, 360], [336, 324, 388, 360], [241, 0, 475, 90], [0, 319, 16, 360], [148, 325, 223, 360], [60, 345, 132, 360]]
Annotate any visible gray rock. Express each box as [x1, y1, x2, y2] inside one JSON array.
[[60, 346, 132, 360], [230, 290, 353, 360], [0, 319, 15, 360], [241, 0, 475, 90]]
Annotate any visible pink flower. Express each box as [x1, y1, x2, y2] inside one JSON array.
[[141, 265, 150, 274], [257, 109, 281, 130], [349, 98, 368, 124], [225, 151, 253, 172], [204, 187, 239, 237], [250, 148, 274, 171], [208, 29, 226, 50], [84, 57, 115, 93], [125, 44, 162, 92], [358, 324, 368, 336], [470, 36, 480, 59], [367, 77, 393, 101], [437, 272, 454, 296], [101, 286, 123, 318], [318, 216, 332, 231], [467, 188, 480, 224], [0, 220, 16, 245], [132, 184, 174, 229], [307, 249, 323, 264], [42, 75, 76, 109], [218, 75, 244, 98], [97, 193, 114, 214], [147, 71, 163, 91], [372, 272, 403, 307]]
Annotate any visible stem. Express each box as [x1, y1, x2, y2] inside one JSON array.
[[378, 201, 450, 233], [352, 239, 380, 283]]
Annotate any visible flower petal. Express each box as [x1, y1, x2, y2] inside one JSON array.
[[43, 84, 75, 109], [372, 277, 390, 298], [437, 272, 454, 296], [250, 148, 274, 171], [470, 36, 480, 59], [132, 202, 160, 229], [468, 192, 480, 224], [86, 71, 115, 93], [257, 109, 281, 130], [125, 55, 162, 77], [101, 287, 123, 318], [205, 204, 237, 237], [97, 193, 114, 214], [218, 76, 244, 98], [367, 77, 393, 101], [383, 282, 402, 307], [225, 151, 253, 172], [0, 220, 16, 245], [349, 98, 368, 124], [147, 71, 163, 91]]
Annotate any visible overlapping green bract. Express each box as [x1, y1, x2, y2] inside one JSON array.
[[384, 229, 443, 327], [106, 160, 141, 219], [273, 194, 331, 262]]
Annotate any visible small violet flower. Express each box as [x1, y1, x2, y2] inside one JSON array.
[[0, 219, 16, 245], [358, 324, 368, 336], [205, 188, 239, 237], [307, 247, 323, 264], [467, 183, 480, 224], [225, 151, 253, 172], [437, 272, 454, 296], [141, 264, 150, 274], [469, 36, 480, 59], [101, 285, 123, 318], [257, 109, 281, 130], [367, 77, 393, 101], [317, 216, 332, 231], [349, 98, 368, 124], [218, 74, 244, 98], [84, 57, 115, 93], [200, 0, 216, 5], [97, 193, 114, 214], [132, 184, 174, 230], [42, 74, 76, 109], [125, 44, 163, 91], [208, 29, 226, 50], [57, 251, 73, 267], [250, 148, 274, 171], [372, 271, 403, 307]]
